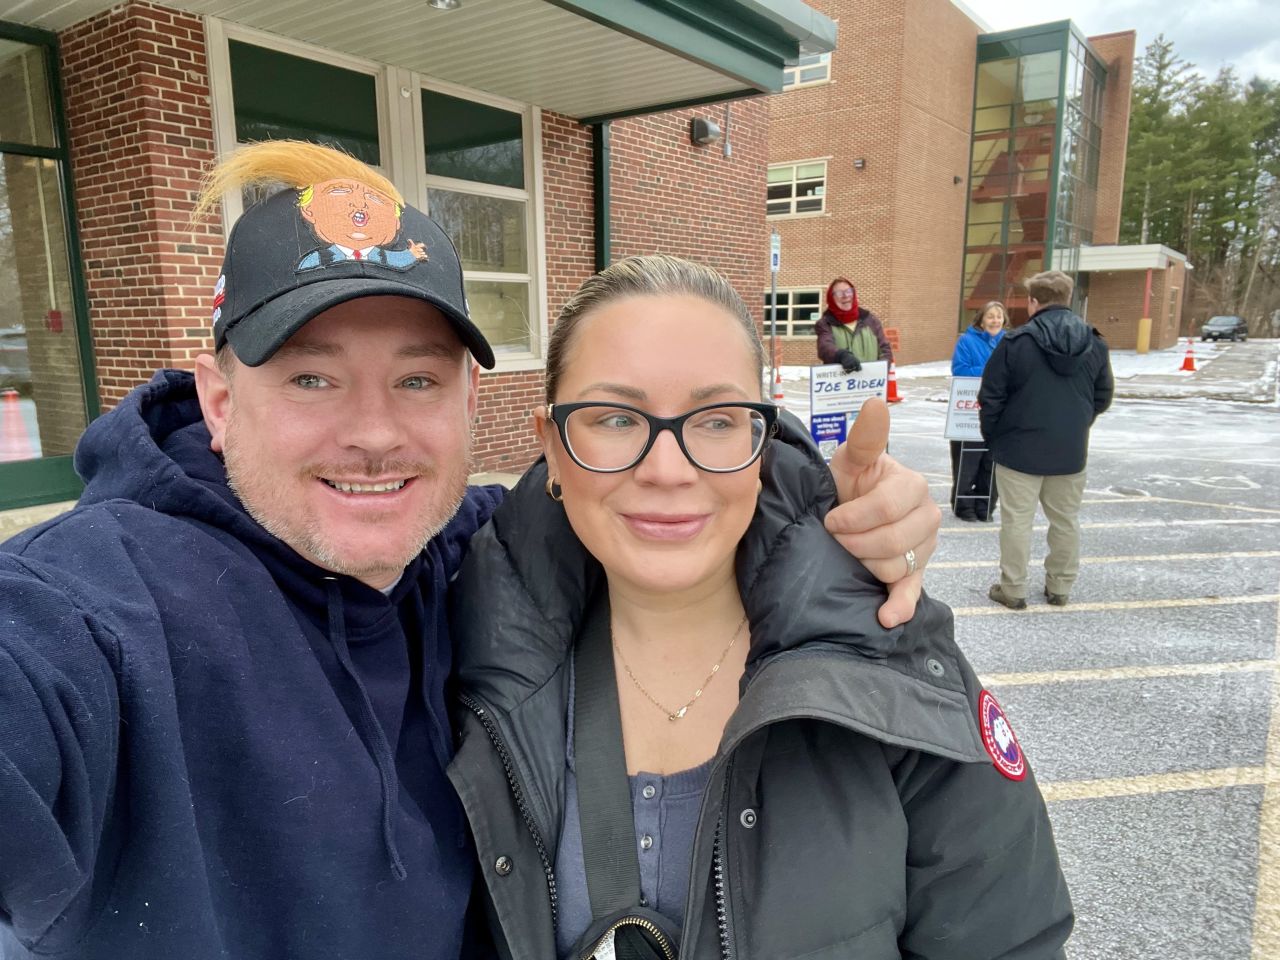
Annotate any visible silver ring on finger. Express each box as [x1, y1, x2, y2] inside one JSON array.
[[904, 548, 917, 576]]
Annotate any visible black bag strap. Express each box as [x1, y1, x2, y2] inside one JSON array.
[[573, 592, 643, 920]]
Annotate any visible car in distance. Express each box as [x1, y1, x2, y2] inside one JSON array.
[[1200, 316, 1248, 342]]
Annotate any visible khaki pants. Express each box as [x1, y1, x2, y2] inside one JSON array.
[[994, 463, 1088, 599]]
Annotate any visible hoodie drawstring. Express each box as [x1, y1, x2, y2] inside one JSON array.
[[324, 577, 408, 881]]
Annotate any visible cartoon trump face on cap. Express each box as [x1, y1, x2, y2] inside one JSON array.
[[296, 178, 428, 271]]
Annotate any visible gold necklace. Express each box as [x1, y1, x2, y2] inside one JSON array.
[[613, 614, 749, 721]]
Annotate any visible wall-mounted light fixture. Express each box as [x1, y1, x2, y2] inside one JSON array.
[[426, 0, 461, 9], [690, 117, 722, 146], [853, 158, 866, 170]]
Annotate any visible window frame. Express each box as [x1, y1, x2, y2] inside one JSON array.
[[415, 77, 546, 368], [205, 18, 547, 372], [206, 19, 393, 228], [0, 20, 100, 512], [766, 159, 828, 219], [764, 286, 825, 338], [782, 52, 832, 90]]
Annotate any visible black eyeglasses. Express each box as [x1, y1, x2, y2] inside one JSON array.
[[546, 401, 779, 474]]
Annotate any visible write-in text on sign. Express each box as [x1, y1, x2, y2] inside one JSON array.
[[809, 361, 888, 461], [944, 376, 984, 441]]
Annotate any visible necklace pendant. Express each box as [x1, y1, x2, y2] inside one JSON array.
[[669, 706, 688, 721]]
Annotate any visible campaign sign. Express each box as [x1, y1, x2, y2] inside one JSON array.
[[810, 412, 847, 460], [809, 361, 888, 460], [944, 377, 983, 441]]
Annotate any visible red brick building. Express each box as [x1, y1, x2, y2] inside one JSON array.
[[0, 1, 825, 515], [764, 3, 1146, 365]]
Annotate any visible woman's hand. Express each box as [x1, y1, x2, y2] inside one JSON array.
[[824, 398, 940, 628]]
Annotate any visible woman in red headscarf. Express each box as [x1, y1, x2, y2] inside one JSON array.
[[814, 278, 894, 372]]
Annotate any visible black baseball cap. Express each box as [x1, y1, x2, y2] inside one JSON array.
[[211, 184, 495, 369]]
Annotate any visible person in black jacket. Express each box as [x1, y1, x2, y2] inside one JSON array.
[[448, 255, 1072, 960], [979, 270, 1114, 609]]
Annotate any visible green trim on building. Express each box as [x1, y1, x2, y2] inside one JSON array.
[[593, 121, 611, 271], [1045, 38, 1067, 275], [547, 0, 835, 95], [0, 456, 83, 511], [0, 140, 60, 159], [580, 87, 760, 126]]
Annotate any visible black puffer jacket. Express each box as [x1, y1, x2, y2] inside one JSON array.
[[979, 306, 1114, 476], [447, 416, 1072, 960]]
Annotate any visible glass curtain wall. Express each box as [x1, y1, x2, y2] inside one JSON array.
[[1053, 35, 1106, 304], [960, 23, 1105, 326]]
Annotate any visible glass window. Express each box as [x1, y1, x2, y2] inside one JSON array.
[[0, 153, 88, 464], [426, 190, 527, 274], [423, 90, 524, 189], [767, 161, 827, 217], [460, 279, 533, 356], [976, 60, 1018, 106], [1019, 51, 1062, 102], [422, 89, 534, 358], [764, 289, 823, 337], [0, 27, 96, 510], [228, 40, 380, 165], [783, 53, 831, 89], [0, 39, 55, 148]]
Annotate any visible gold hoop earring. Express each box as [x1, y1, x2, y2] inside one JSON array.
[[545, 476, 563, 502]]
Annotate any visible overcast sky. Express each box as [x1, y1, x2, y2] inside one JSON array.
[[956, 0, 1280, 83]]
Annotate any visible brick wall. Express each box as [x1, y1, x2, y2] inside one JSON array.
[[890, 0, 979, 362], [1088, 31, 1135, 246], [1087, 261, 1184, 350], [767, 0, 979, 366], [60, 2, 222, 406], [609, 100, 770, 335]]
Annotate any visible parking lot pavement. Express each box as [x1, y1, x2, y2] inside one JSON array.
[[876, 337, 1280, 405], [844, 386, 1280, 960]]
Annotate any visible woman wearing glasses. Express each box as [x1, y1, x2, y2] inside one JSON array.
[[448, 256, 1072, 960]]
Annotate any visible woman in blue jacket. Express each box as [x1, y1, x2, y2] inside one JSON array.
[[950, 301, 1006, 520]]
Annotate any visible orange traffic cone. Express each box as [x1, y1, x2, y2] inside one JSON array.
[[1180, 338, 1196, 372], [0, 388, 36, 463], [772, 368, 785, 402], [885, 362, 903, 403]]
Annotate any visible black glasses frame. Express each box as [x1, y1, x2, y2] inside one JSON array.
[[546, 401, 779, 474]]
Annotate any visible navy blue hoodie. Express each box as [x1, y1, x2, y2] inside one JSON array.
[[0, 370, 503, 960]]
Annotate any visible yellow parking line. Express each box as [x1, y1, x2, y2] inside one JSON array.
[[982, 659, 1276, 687], [952, 594, 1279, 616], [932, 551, 1280, 570], [1041, 766, 1267, 803], [1251, 578, 1280, 957]]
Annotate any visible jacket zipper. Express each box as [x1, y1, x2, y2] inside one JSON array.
[[581, 916, 676, 960], [712, 757, 736, 960], [458, 692, 559, 929]]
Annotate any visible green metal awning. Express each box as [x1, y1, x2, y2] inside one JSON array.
[[6, 0, 837, 121]]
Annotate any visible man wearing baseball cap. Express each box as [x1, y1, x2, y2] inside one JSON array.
[[0, 141, 938, 960]]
